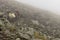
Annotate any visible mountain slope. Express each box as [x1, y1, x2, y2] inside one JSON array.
[[0, 0, 60, 40]]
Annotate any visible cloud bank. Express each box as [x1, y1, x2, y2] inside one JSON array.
[[16, 0, 60, 14]]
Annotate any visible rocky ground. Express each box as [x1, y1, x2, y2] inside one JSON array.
[[0, 0, 60, 40], [0, 13, 50, 40]]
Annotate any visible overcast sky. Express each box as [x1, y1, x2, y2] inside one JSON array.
[[15, 0, 60, 15]]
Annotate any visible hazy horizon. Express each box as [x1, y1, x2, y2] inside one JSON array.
[[15, 0, 60, 15]]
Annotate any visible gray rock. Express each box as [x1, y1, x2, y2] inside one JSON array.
[[16, 38, 21, 40]]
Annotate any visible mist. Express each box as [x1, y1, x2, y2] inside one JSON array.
[[15, 0, 60, 15]]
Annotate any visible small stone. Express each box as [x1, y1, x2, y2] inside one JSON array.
[[9, 13, 16, 18], [0, 20, 3, 27], [19, 33, 30, 39], [32, 38, 42, 40], [52, 38, 60, 40], [4, 30, 10, 35], [0, 12, 4, 16], [16, 38, 20, 40], [26, 27, 34, 36], [31, 20, 39, 25]]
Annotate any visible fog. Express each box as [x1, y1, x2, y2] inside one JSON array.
[[15, 0, 60, 15]]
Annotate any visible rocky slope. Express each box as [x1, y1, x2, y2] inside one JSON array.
[[0, 0, 60, 40]]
